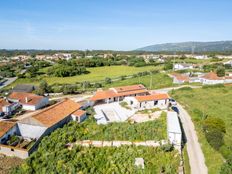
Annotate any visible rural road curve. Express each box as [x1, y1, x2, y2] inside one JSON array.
[[154, 86, 208, 174]]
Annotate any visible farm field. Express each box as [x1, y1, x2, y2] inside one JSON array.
[[170, 86, 232, 174], [8, 65, 162, 87], [105, 73, 174, 90]]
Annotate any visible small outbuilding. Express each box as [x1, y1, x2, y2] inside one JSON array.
[[167, 111, 182, 147]]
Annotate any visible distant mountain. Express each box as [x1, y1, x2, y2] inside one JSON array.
[[136, 41, 232, 52]]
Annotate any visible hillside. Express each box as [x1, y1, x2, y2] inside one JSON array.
[[136, 41, 232, 52]]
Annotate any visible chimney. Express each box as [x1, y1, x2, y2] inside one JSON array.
[[25, 97, 28, 103]]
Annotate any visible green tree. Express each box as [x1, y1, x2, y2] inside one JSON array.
[[216, 66, 225, 77], [105, 77, 112, 84]]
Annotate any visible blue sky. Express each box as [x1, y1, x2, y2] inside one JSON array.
[[0, 0, 232, 50]]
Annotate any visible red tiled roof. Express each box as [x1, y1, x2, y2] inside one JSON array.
[[0, 98, 11, 112], [8, 92, 45, 106], [0, 121, 16, 138], [91, 84, 148, 101], [72, 110, 86, 117], [30, 99, 81, 127], [171, 73, 189, 81], [90, 90, 117, 101], [201, 72, 223, 80], [135, 93, 169, 102], [113, 84, 146, 93]]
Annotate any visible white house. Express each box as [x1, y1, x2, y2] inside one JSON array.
[[199, 72, 224, 85], [8, 92, 49, 111], [174, 63, 193, 71], [124, 93, 170, 110], [167, 111, 182, 148], [0, 98, 18, 116], [90, 84, 149, 105], [0, 99, 86, 159]]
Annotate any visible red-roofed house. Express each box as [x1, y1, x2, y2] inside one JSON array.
[[0, 99, 87, 159], [124, 93, 170, 110], [170, 73, 189, 84], [90, 84, 149, 104], [8, 92, 49, 111], [199, 72, 224, 85]]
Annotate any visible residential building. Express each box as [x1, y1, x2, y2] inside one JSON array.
[[0, 99, 86, 159], [90, 84, 149, 105], [170, 73, 189, 84], [124, 93, 169, 110], [0, 98, 18, 116], [8, 92, 49, 111], [173, 63, 194, 71], [199, 72, 224, 85]]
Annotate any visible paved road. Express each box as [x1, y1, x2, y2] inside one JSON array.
[[178, 103, 208, 174], [154, 86, 208, 174], [0, 77, 17, 89], [152, 85, 201, 94], [0, 69, 26, 89]]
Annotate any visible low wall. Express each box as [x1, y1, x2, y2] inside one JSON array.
[[0, 144, 29, 159]]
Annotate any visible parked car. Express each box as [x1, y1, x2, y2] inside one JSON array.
[[169, 98, 177, 106], [171, 106, 179, 114]]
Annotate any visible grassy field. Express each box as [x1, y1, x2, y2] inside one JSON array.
[[8, 65, 162, 87], [105, 73, 174, 90], [170, 86, 232, 174]]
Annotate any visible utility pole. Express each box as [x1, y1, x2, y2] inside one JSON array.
[[150, 71, 153, 89]]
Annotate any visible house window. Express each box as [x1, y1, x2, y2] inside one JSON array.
[[154, 101, 158, 105]]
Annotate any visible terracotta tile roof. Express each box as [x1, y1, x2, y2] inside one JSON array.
[[135, 93, 169, 102], [0, 98, 11, 112], [72, 110, 86, 117], [90, 90, 117, 101], [113, 84, 146, 93], [8, 92, 45, 106], [201, 72, 223, 80], [91, 84, 148, 101], [171, 73, 189, 82], [0, 121, 16, 138], [22, 99, 82, 127]]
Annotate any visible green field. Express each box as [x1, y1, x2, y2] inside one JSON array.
[[9, 65, 162, 87], [105, 73, 174, 90], [170, 86, 232, 174]]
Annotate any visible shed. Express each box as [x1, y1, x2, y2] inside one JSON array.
[[167, 111, 182, 146]]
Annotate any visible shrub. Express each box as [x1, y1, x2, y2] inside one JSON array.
[[203, 117, 226, 150], [105, 77, 112, 84], [220, 155, 232, 174], [161, 143, 174, 152], [205, 128, 224, 150]]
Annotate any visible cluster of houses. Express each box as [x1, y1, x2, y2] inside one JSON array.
[[0, 91, 87, 158], [90, 84, 170, 124], [171, 71, 232, 85]]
